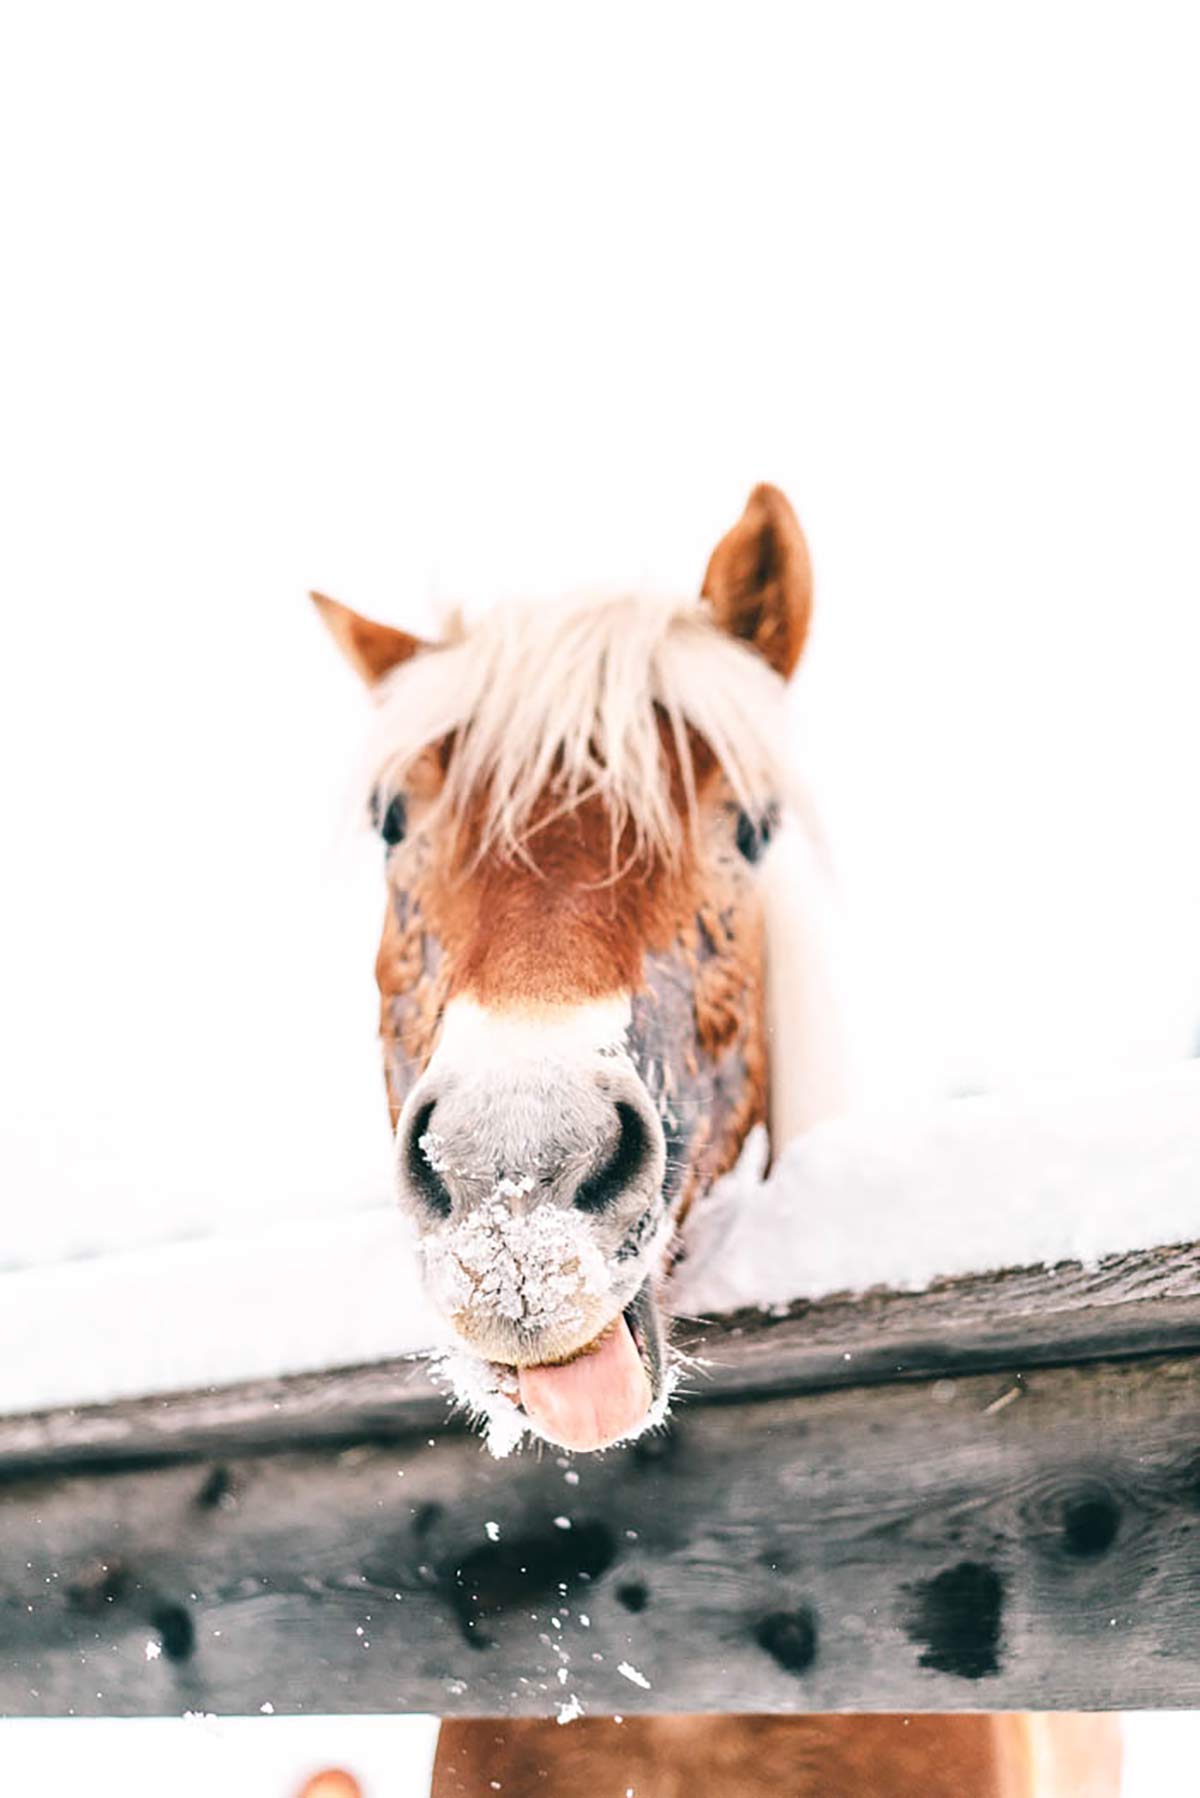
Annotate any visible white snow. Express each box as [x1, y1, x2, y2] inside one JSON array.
[[0, 1208, 444, 1419], [672, 1062, 1200, 1317], [418, 1130, 452, 1175], [423, 1348, 530, 1460], [421, 1181, 610, 1334], [0, 1717, 441, 1797], [617, 1662, 651, 1690]]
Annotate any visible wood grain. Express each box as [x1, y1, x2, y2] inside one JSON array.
[[3, 1354, 1199, 1717]]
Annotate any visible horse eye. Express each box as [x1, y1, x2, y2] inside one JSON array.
[[370, 791, 407, 847], [735, 803, 779, 864]]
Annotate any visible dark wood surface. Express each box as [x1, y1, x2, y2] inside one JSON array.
[[3, 1351, 1200, 1717]]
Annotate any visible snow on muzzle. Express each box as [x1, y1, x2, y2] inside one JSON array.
[[416, 1170, 671, 1451], [395, 998, 670, 1449]]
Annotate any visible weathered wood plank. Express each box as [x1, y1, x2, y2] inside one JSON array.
[[3, 1354, 1199, 1717], [5, 1240, 1200, 1474]]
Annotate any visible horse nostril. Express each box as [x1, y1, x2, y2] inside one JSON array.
[[574, 1102, 649, 1213], [405, 1098, 453, 1219]]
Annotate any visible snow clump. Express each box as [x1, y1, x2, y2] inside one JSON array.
[[420, 1175, 610, 1334]]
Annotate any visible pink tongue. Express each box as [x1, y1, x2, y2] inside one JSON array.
[[517, 1316, 651, 1451]]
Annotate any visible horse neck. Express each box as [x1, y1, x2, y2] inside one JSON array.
[[760, 804, 858, 1150], [432, 1714, 1122, 1798]]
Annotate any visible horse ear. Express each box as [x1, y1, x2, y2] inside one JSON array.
[[310, 591, 426, 685], [702, 484, 813, 680]]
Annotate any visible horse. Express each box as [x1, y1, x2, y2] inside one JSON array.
[[314, 486, 1122, 1795]]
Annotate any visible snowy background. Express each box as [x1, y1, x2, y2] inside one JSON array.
[[2, 0, 1199, 1787], [3, 2, 1199, 1283]]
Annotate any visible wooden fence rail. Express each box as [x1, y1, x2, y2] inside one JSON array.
[[3, 1241, 1200, 1716]]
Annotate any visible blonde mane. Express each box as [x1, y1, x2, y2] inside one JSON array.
[[365, 592, 796, 861]]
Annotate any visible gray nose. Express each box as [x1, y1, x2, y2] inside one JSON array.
[[398, 1080, 663, 1222]]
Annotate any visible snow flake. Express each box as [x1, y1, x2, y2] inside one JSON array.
[[427, 1348, 530, 1458], [419, 1130, 451, 1174], [617, 1661, 651, 1689]]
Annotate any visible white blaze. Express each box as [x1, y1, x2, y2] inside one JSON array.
[[428, 993, 633, 1070]]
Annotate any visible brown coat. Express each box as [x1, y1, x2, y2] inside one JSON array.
[[431, 1713, 1122, 1798]]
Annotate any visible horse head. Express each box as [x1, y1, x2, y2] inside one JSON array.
[[315, 485, 812, 1451]]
